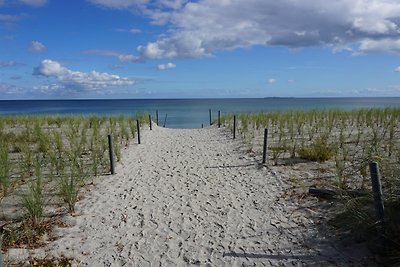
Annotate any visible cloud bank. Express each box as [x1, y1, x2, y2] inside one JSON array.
[[90, 0, 400, 59], [33, 59, 136, 91]]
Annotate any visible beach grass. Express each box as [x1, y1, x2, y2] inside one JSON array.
[[221, 107, 400, 263], [0, 113, 149, 250]]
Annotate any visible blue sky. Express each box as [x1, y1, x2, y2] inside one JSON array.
[[1, 0, 400, 99]]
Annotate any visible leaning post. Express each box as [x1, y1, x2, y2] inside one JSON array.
[[137, 120, 141, 144], [163, 114, 168, 128], [209, 109, 212, 126], [108, 134, 115, 174], [262, 128, 268, 164], [369, 161, 386, 254]]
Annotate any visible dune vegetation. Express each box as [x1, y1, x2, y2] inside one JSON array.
[[0, 114, 149, 252], [221, 108, 400, 264]]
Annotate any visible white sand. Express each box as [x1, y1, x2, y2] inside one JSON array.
[[7, 124, 375, 266]]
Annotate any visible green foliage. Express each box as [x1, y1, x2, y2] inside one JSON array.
[[0, 113, 150, 250], [270, 145, 286, 165], [220, 107, 400, 264], [298, 138, 333, 162], [0, 141, 10, 195], [59, 164, 84, 214], [21, 161, 44, 227]]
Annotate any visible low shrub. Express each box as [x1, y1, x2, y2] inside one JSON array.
[[297, 138, 333, 162]]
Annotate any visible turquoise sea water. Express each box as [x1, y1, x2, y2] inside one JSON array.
[[1, 98, 400, 128]]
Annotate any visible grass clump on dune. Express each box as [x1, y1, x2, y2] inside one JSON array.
[[297, 138, 333, 162], [0, 113, 149, 251]]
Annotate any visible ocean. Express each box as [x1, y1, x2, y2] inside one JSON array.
[[1, 98, 400, 128]]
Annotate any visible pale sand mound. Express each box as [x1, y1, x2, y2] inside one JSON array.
[[13, 125, 374, 266]]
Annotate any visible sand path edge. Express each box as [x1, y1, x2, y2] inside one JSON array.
[[7, 124, 375, 266]]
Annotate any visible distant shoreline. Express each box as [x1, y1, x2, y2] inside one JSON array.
[[1, 96, 400, 101]]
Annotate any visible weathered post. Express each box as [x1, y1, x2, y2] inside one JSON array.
[[108, 134, 115, 174], [262, 128, 268, 164], [369, 161, 385, 223], [149, 114, 152, 130], [156, 110, 159, 126], [233, 115, 236, 139], [202, 123, 203, 128], [137, 120, 141, 144], [209, 109, 212, 126], [369, 161, 386, 253], [218, 110, 221, 128], [163, 114, 168, 128]]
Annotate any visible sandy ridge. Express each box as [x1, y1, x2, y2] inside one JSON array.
[[11, 124, 373, 266]]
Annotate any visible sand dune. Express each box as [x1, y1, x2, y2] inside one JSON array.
[[7, 124, 374, 266]]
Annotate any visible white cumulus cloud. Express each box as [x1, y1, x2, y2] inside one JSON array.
[[268, 78, 276, 84], [358, 38, 400, 54], [33, 59, 136, 90], [28, 41, 47, 53], [87, 0, 400, 59], [157, 62, 176, 70], [395, 66, 400, 72]]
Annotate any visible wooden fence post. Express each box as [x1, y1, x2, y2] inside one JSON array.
[[369, 161, 386, 253], [233, 115, 236, 139], [149, 114, 152, 130], [262, 128, 268, 164], [137, 120, 141, 144], [218, 110, 221, 128], [369, 161, 385, 223], [156, 110, 159, 126], [108, 134, 115, 174], [209, 109, 212, 126], [163, 114, 168, 128]]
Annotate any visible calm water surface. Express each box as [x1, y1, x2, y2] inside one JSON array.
[[1, 98, 400, 128]]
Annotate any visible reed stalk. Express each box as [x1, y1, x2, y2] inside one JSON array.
[[21, 160, 44, 228]]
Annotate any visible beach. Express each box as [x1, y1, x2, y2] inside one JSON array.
[[5, 124, 374, 266]]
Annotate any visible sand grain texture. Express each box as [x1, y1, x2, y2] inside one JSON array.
[[20, 125, 374, 266]]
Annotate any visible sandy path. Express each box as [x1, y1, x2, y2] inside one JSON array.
[[22, 125, 373, 266]]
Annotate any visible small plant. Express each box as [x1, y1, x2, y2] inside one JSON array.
[[21, 160, 44, 228], [59, 165, 82, 214], [270, 144, 286, 165], [298, 138, 333, 162]]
